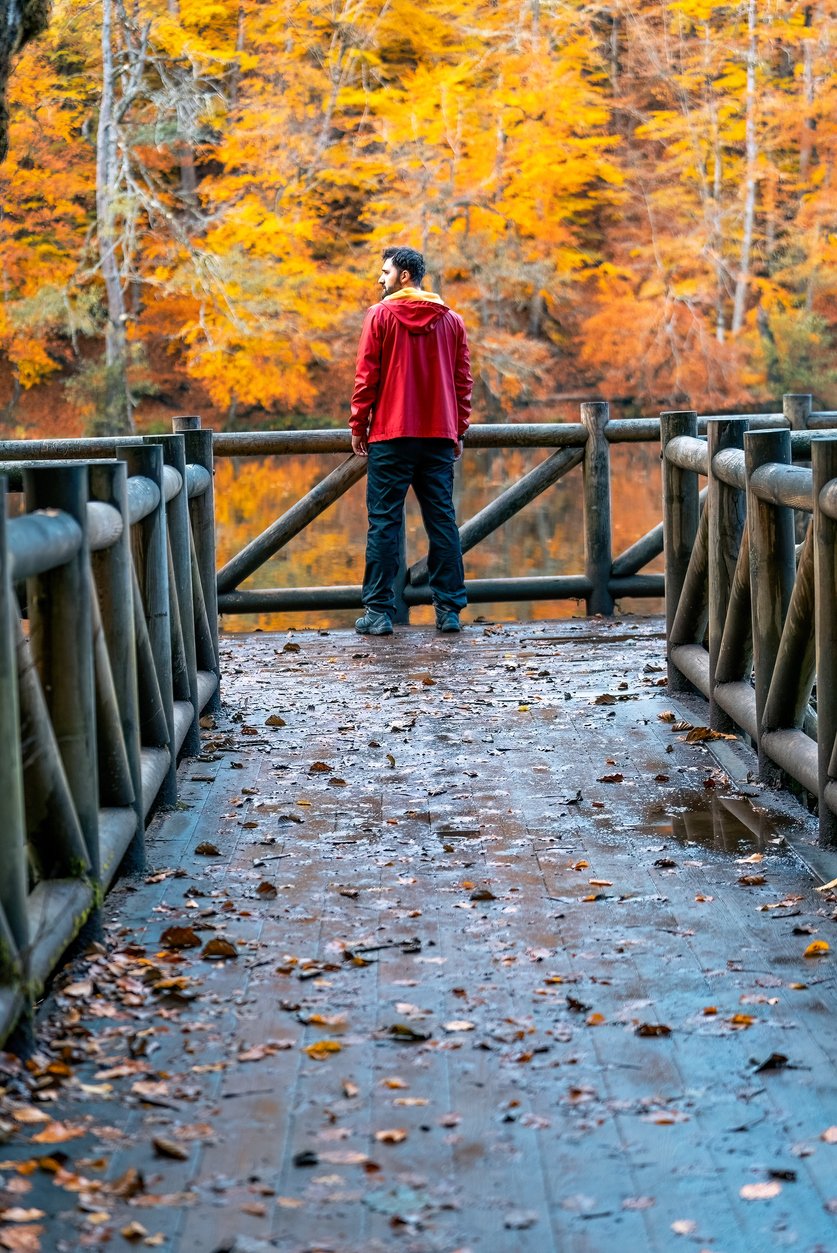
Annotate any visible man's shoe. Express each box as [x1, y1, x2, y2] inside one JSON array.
[[435, 609, 461, 633], [355, 609, 393, 636]]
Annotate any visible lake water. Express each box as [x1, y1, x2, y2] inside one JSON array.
[[215, 440, 664, 632]]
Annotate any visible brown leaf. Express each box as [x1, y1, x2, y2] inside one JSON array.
[[0, 1228, 43, 1252], [308, 761, 332, 773], [374, 1128, 407, 1144], [201, 938, 238, 960], [0, 1213, 44, 1224], [597, 773, 623, 783], [30, 1122, 86, 1145], [635, 1023, 672, 1038], [738, 874, 766, 887], [152, 1137, 188, 1161], [256, 882, 278, 899], [470, 888, 496, 901], [159, 926, 201, 950], [265, 714, 286, 727], [194, 842, 220, 856], [119, 1221, 148, 1242]]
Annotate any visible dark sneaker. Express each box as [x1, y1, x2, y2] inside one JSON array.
[[435, 609, 461, 633], [355, 610, 393, 636]]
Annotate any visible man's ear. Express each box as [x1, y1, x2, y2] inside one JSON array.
[[400, 270, 412, 286]]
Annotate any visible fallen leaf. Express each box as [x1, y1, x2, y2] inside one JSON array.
[[0, 1229, 44, 1252], [442, 1021, 475, 1033], [201, 938, 238, 960], [265, 714, 286, 727], [729, 1013, 756, 1028], [256, 882, 278, 899], [386, 1023, 431, 1043], [671, 1219, 697, 1235], [586, 1013, 606, 1027], [504, 1210, 538, 1229], [303, 1040, 342, 1060], [740, 1181, 782, 1200], [635, 1023, 672, 1037], [821, 1127, 837, 1143], [11, 1109, 50, 1126], [738, 875, 766, 887], [804, 940, 829, 958], [342, 1080, 359, 1098], [159, 926, 200, 950], [814, 877, 837, 893], [31, 1122, 86, 1145], [309, 761, 332, 773], [597, 773, 623, 783], [152, 1137, 188, 1161], [752, 1053, 789, 1073], [120, 1222, 148, 1242], [194, 842, 220, 856], [0, 1212, 44, 1224], [374, 1128, 407, 1144]]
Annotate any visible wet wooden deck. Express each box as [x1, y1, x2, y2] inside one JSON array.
[[2, 617, 837, 1253]]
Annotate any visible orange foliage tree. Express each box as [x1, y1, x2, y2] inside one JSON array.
[[1, 0, 837, 428]]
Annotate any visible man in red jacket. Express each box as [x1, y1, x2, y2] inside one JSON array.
[[350, 246, 473, 636]]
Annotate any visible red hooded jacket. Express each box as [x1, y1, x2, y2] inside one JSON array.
[[350, 290, 473, 444]]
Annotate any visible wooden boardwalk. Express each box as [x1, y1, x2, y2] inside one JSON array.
[[1, 617, 837, 1253]]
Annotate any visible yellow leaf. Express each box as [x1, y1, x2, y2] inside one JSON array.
[[803, 940, 830, 958], [303, 1040, 342, 1060]]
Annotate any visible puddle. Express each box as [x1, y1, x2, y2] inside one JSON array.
[[631, 792, 802, 857]]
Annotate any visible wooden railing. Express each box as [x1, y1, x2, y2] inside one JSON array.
[[0, 425, 219, 1045], [212, 402, 666, 619], [662, 395, 837, 848]]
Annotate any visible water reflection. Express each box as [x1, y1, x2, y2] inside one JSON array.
[[215, 441, 665, 632]]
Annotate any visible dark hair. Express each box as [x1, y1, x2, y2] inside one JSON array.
[[382, 246, 426, 285]]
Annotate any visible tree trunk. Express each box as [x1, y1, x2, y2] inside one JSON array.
[[0, 0, 51, 161], [95, 0, 133, 435], [731, 0, 757, 335]]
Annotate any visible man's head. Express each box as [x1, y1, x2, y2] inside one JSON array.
[[379, 246, 426, 295]]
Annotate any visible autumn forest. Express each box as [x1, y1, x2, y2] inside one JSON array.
[[1, 0, 836, 436]]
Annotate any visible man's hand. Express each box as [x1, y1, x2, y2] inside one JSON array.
[[454, 438, 464, 461], [352, 433, 368, 458]]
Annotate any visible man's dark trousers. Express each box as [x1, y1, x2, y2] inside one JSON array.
[[362, 437, 466, 618]]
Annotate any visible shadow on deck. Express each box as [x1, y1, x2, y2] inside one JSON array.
[[1, 617, 836, 1253]]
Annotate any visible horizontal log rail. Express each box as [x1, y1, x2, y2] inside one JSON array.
[[661, 397, 837, 848], [0, 422, 220, 1048], [212, 403, 672, 620]]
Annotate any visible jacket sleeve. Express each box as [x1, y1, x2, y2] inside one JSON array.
[[454, 319, 473, 438], [350, 307, 382, 435]]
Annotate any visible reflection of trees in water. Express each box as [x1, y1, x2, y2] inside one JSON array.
[[215, 441, 664, 632]]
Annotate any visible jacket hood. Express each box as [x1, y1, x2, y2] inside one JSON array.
[[381, 288, 450, 335]]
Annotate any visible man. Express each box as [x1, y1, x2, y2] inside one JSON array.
[[350, 246, 473, 636]]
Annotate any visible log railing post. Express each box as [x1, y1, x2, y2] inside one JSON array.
[[148, 434, 200, 756], [661, 411, 699, 691], [173, 418, 220, 710], [23, 463, 100, 881], [0, 477, 29, 992], [785, 393, 813, 543], [744, 429, 796, 785], [89, 460, 144, 870], [812, 437, 837, 848], [581, 400, 613, 615], [123, 443, 176, 806], [706, 417, 748, 730]]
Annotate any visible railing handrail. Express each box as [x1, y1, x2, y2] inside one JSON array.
[[661, 406, 837, 850], [0, 426, 221, 1049]]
